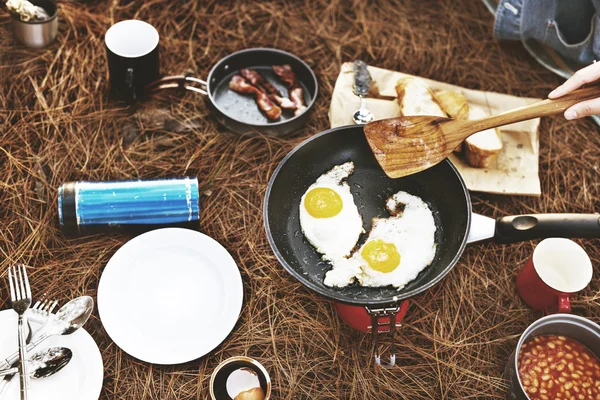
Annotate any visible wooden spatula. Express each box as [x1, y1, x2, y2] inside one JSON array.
[[364, 85, 600, 178]]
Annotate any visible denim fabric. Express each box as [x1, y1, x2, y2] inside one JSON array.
[[494, 0, 600, 64]]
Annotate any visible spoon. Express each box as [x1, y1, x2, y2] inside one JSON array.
[[363, 85, 600, 178], [352, 60, 374, 124], [0, 296, 93, 371], [0, 347, 72, 378], [0, 347, 72, 398]]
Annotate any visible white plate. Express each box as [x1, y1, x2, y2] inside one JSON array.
[[98, 228, 243, 365], [0, 310, 103, 400]]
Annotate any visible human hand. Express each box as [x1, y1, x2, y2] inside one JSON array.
[[548, 62, 600, 120]]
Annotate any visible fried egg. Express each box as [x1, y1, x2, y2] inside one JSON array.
[[324, 191, 437, 289], [299, 162, 364, 261]]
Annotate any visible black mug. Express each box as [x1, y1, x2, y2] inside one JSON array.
[[105, 20, 160, 102]]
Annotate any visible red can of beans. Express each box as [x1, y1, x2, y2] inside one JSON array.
[[504, 314, 600, 400]]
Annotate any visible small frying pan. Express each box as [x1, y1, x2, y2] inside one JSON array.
[[147, 48, 318, 137], [264, 125, 600, 365]]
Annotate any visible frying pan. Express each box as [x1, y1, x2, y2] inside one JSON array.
[[263, 122, 600, 306], [264, 125, 600, 365], [147, 48, 318, 137], [264, 124, 600, 307]]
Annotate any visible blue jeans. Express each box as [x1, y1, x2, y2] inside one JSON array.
[[494, 0, 600, 64]]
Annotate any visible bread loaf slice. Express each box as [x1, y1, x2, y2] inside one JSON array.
[[436, 90, 469, 152], [463, 106, 503, 168], [436, 90, 469, 120], [395, 77, 447, 117]]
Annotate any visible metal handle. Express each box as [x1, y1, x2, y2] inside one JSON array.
[[366, 300, 410, 368], [125, 68, 136, 101], [359, 96, 368, 113], [17, 315, 27, 400], [0, 368, 17, 378], [369, 307, 398, 367], [467, 213, 496, 244], [0, 327, 50, 397], [146, 75, 208, 96], [125, 68, 134, 89], [0, 332, 48, 371], [0, 375, 11, 398]]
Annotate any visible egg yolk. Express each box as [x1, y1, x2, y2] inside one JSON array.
[[361, 239, 401, 273], [304, 187, 343, 218]]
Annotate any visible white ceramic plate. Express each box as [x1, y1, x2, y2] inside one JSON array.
[[0, 310, 103, 400], [98, 228, 244, 365]]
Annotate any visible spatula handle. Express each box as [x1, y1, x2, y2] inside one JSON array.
[[465, 85, 600, 135]]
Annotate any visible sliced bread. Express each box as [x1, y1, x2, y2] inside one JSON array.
[[463, 106, 503, 168], [436, 90, 469, 120], [395, 77, 447, 117], [436, 90, 469, 152]]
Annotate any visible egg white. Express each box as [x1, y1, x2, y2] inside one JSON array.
[[324, 191, 437, 289], [299, 162, 364, 261]]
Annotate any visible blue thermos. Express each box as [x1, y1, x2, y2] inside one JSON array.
[[58, 177, 200, 236]]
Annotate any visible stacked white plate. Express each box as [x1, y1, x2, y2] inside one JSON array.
[[0, 311, 103, 400]]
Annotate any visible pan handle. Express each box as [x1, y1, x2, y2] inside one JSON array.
[[494, 214, 600, 243], [366, 300, 410, 368], [146, 75, 207, 96]]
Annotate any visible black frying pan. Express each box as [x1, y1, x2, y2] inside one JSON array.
[[264, 125, 600, 307], [148, 48, 318, 137]]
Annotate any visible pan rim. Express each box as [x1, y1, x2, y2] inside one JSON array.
[[207, 47, 318, 128], [264, 125, 472, 306]]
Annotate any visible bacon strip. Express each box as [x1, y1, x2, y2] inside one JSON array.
[[228, 75, 282, 120], [289, 87, 306, 116], [272, 64, 307, 116], [272, 64, 296, 87], [270, 93, 296, 110], [240, 69, 280, 96], [240, 69, 296, 110]]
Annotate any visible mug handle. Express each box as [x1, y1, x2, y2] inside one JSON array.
[[125, 67, 136, 101], [557, 294, 571, 313]]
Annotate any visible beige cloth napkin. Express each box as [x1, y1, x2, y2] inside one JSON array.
[[329, 62, 542, 196]]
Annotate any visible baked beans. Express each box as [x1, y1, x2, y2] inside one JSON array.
[[518, 335, 600, 400]]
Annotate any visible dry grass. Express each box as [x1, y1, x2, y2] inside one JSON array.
[[1, 0, 600, 399]]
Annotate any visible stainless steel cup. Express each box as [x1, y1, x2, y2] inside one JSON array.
[[10, 0, 58, 48], [504, 314, 600, 399]]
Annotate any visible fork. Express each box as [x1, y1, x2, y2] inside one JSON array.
[[0, 297, 59, 397], [27, 297, 58, 343], [8, 264, 32, 400], [31, 297, 59, 318]]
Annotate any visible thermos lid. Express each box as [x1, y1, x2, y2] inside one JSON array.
[[58, 182, 79, 236]]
